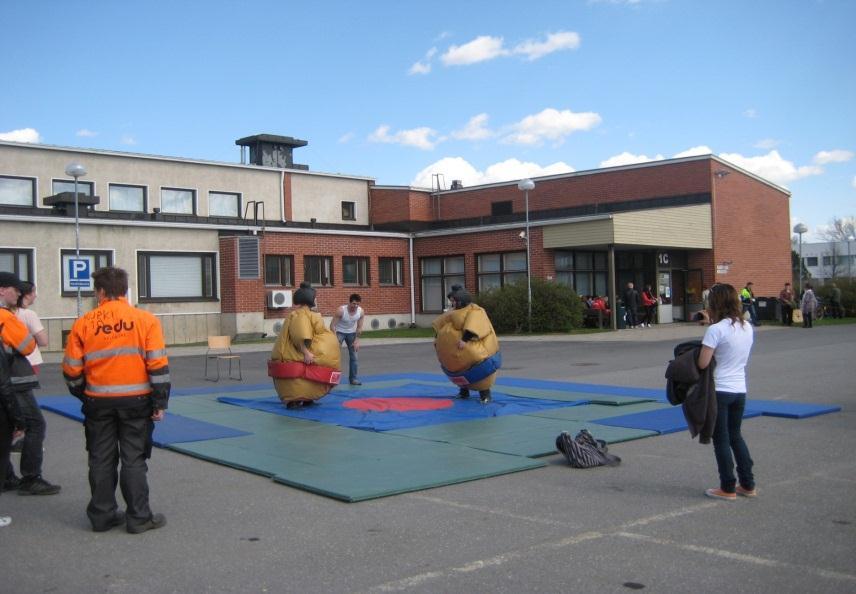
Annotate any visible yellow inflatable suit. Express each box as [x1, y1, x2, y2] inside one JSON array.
[[269, 283, 341, 408], [433, 285, 501, 404]]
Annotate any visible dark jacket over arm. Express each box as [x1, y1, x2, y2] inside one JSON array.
[[665, 340, 717, 444]]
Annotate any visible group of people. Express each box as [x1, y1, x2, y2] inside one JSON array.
[[622, 282, 659, 328], [778, 281, 842, 328], [1, 267, 170, 532]]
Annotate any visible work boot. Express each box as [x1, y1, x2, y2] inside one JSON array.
[[18, 477, 61, 496], [2, 474, 21, 492], [479, 390, 492, 404], [458, 388, 470, 399], [92, 511, 126, 533], [127, 513, 167, 534]]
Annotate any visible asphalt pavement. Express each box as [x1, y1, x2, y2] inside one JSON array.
[[3, 323, 855, 593]]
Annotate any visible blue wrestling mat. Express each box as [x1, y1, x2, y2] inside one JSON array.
[[745, 399, 842, 419], [594, 406, 763, 435]]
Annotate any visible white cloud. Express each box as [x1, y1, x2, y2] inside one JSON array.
[[852, 175, 856, 189], [503, 108, 602, 145], [368, 125, 442, 150], [754, 138, 779, 150], [512, 31, 581, 61], [451, 113, 493, 141], [600, 151, 664, 168], [441, 36, 508, 66], [743, 108, 758, 119], [718, 150, 822, 185], [76, 128, 98, 137], [337, 132, 354, 144], [411, 156, 574, 188], [120, 134, 137, 146], [0, 127, 40, 143], [813, 149, 854, 164], [408, 47, 437, 75], [673, 145, 713, 158]]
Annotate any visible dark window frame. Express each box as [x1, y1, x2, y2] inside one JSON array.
[[490, 201, 513, 216], [476, 250, 527, 292], [51, 178, 94, 196], [304, 255, 333, 287], [108, 183, 148, 213], [343, 256, 370, 286], [60, 249, 113, 296], [0, 247, 34, 282], [805, 257, 818, 267], [379, 257, 404, 286], [160, 186, 197, 215], [137, 251, 217, 303], [554, 249, 610, 297], [209, 190, 242, 218], [0, 175, 36, 207], [341, 201, 356, 221], [420, 255, 466, 313], [264, 254, 295, 287]]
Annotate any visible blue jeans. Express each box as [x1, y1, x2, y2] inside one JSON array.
[[337, 332, 359, 382], [712, 391, 754, 493]]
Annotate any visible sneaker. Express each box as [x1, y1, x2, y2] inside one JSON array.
[[458, 388, 470, 399], [479, 390, 492, 404], [18, 477, 61, 496], [0, 516, 10, 527], [93, 511, 126, 533], [736, 485, 757, 498], [2, 475, 21, 492], [127, 513, 166, 534], [704, 488, 736, 501], [349, 379, 362, 386]]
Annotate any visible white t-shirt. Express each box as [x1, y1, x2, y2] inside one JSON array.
[[333, 305, 363, 334], [16, 307, 44, 367], [702, 317, 754, 394]]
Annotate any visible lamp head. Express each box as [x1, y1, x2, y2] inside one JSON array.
[[792, 223, 808, 235], [517, 178, 535, 191], [65, 162, 87, 178]]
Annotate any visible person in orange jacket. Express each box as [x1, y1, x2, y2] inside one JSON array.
[[63, 266, 170, 534], [0, 272, 60, 495]]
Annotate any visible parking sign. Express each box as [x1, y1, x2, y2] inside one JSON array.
[[68, 257, 92, 289]]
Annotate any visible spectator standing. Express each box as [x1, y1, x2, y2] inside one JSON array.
[[330, 294, 365, 386], [0, 273, 59, 496], [778, 282, 795, 326], [640, 284, 658, 327], [622, 282, 641, 329], [829, 283, 843, 319], [740, 282, 760, 326], [800, 283, 818, 328], [62, 267, 170, 533], [0, 329, 23, 526], [697, 283, 756, 500]]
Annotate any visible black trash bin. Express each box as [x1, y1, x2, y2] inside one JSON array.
[[617, 305, 626, 329], [755, 297, 780, 321]]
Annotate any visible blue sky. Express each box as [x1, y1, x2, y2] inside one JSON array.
[[2, 0, 854, 239]]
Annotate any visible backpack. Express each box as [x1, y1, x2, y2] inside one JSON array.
[[555, 429, 621, 468]]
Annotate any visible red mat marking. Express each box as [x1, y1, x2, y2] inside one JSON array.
[[344, 397, 454, 412]]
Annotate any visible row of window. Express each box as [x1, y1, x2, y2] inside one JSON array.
[[1, 175, 360, 222], [264, 256, 404, 287], [803, 255, 856, 267]]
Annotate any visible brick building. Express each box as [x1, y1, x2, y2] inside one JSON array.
[[0, 135, 791, 348]]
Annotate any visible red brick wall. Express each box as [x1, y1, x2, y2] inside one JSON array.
[[370, 187, 434, 226], [710, 163, 791, 296], [220, 234, 412, 317], [436, 160, 713, 220]]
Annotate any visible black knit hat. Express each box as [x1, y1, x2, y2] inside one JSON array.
[[0, 271, 23, 291], [447, 284, 472, 308], [293, 282, 316, 307]]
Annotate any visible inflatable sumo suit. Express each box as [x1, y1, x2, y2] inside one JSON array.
[[432, 284, 501, 394], [269, 283, 341, 405]]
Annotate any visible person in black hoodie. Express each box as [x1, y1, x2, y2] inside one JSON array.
[[1, 327, 24, 526]]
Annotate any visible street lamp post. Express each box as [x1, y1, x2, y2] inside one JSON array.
[[65, 162, 87, 317], [848, 234, 854, 279], [793, 222, 808, 296], [517, 178, 535, 332]]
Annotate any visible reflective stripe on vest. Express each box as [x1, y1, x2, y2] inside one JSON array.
[[84, 347, 145, 362], [86, 382, 152, 395]]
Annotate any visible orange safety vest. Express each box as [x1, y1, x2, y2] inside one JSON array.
[[62, 297, 170, 402], [0, 307, 36, 357]]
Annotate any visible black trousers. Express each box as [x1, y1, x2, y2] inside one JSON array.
[[83, 401, 155, 530], [780, 303, 793, 326], [0, 405, 11, 489], [6, 388, 46, 480]]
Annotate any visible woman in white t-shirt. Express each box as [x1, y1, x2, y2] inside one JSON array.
[[15, 282, 48, 371], [696, 283, 756, 501]]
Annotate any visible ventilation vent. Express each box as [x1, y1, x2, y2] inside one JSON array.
[[371, 319, 380, 329], [238, 237, 260, 279], [387, 318, 397, 329]]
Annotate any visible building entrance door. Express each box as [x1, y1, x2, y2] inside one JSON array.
[[672, 270, 687, 321]]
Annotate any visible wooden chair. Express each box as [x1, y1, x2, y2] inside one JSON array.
[[205, 335, 242, 381]]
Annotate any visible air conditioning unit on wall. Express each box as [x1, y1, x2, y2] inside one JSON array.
[[266, 289, 292, 309]]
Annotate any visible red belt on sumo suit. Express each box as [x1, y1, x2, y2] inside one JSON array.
[[267, 360, 341, 385]]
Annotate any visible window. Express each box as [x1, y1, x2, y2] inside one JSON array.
[[379, 257, 403, 286], [209, 191, 241, 217], [304, 256, 333, 286], [477, 251, 527, 292], [52, 179, 94, 196], [491, 201, 513, 216], [420, 256, 465, 312], [0, 248, 33, 281], [0, 176, 36, 207], [804, 257, 818, 267], [161, 187, 195, 214], [61, 249, 112, 296], [138, 252, 217, 301], [341, 201, 356, 221], [822, 256, 832, 266], [555, 250, 609, 297], [109, 184, 146, 212], [343, 256, 369, 286], [265, 255, 294, 286]]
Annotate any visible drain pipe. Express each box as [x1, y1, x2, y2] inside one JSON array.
[[409, 234, 416, 327]]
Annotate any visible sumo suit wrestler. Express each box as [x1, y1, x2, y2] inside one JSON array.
[[432, 284, 501, 404], [268, 282, 341, 409]]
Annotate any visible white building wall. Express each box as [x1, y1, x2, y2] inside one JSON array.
[[290, 173, 370, 225]]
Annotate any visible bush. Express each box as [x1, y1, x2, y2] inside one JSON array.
[[476, 278, 585, 333], [815, 279, 856, 316]]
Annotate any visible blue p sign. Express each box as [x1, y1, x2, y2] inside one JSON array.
[[69, 258, 92, 288]]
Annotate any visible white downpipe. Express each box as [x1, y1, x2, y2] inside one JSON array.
[[409, 235, 416, 326]]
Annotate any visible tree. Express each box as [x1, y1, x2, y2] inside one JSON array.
[[818, 216, 856, 280]]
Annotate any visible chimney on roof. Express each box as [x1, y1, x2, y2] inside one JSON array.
[[235, 134, 309, 170], [450, 179, 464, 190]]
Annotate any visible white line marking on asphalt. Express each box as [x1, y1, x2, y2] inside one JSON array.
[[616, 532, 856, 583], [407, 494, 580, 528]]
